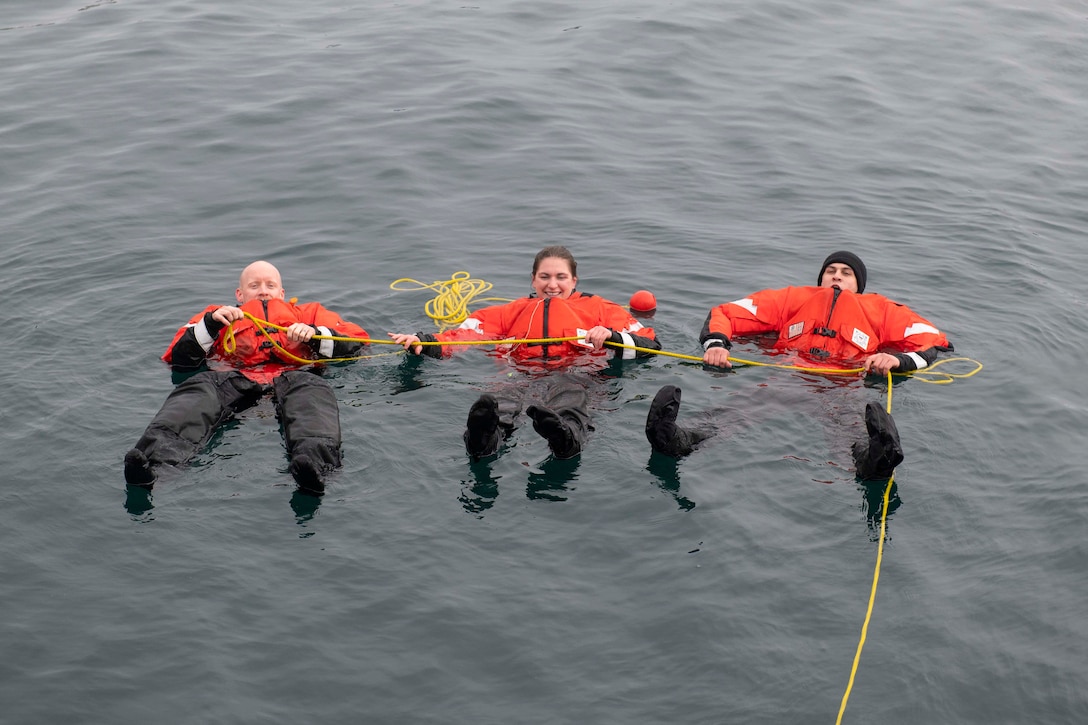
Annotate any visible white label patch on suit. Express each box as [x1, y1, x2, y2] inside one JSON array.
[[573, 328, 594, 347], [851, 328, 871, 350], [787, 321, 804, 339]]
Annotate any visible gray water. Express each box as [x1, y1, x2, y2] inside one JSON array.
[[2, 1, 1086, 723]]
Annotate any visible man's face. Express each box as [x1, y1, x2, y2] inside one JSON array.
[[820, 263, 858, 293], [236, 263, 286, 304]]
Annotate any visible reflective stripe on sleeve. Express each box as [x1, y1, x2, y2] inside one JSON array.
[[193, 319, 215, 352], [905, 351, 928, 369], [316, 326, 334, 358], [730, 298, 757, 315], [903, 322, 939, 337]]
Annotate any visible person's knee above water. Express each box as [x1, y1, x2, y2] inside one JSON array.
[[124, 260, 370, 494], [390, 245, 661, 461], [647, 251, 954, 478]]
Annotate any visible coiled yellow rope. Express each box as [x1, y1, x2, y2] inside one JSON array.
[[390, 271, 512, 330]]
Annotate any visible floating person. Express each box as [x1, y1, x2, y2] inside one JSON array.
[[123, 260, 369, 494], [389, 245, 661, 461], [646, 251, 954, 479]]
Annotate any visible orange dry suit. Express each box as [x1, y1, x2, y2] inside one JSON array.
[[127, 297, 370, 486], [414, 291, 661, 458], [700, 285, 952, 371], [163, 297, 370, 384], [414, 291, 660, 368]]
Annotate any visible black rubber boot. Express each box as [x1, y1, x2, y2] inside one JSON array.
[[464, 394, 501, 461], [274, 371, 343, 493], [526, 405, 581, 460], [852, 402, 904, 480], [645, 385, 711, 457], [289, 455, 325, 494], [126, 370, 265, 485], [124, 449, 156, 487]]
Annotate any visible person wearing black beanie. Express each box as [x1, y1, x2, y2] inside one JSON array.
[[646, 251, 955, 481], [818, 251, 867, 293]]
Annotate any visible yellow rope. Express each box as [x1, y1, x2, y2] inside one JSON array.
[[390, 271, 512, 330], [836, 371, 896, 724], [228, 311, 984, 385], [599, 342, 983, 383], [225, 311, 401, 364]]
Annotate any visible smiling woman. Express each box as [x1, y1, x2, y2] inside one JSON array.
[[388, 245, 662, 461]]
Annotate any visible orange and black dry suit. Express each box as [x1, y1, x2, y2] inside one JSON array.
[[129, 298, 369, 482], [700, 285, 952, 370], [693, 285, 953, 478], [414, 292, 660, 453]]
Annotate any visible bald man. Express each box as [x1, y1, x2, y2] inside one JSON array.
[[124, 261, 369, 494]]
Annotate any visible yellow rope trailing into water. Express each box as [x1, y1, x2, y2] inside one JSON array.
[[390, 271, 513, 330], [836, 372, 896, 725]]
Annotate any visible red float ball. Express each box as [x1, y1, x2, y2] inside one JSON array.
[[629, 289, 657, 313]]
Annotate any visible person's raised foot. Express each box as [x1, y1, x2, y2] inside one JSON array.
[[124, 448, 156, 487], [646, 385, 682, 454], [464, 394, 500, 462], [852, 402, 904, 480], [645, 385, 709, 457], [289, 454, 326, 494], [526, 405, 580, 459]]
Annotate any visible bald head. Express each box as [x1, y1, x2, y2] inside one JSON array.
[[236, 260, 285, 304]]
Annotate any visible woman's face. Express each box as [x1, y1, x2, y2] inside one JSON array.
[[531, 256, 577, 299]]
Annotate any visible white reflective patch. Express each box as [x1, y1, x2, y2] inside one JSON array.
[[906, 351, 928, 369], [730, 298, 757, 315], [851, 328, 871, 350], [787, 321, 804, 339], [316, 326, 334, 358], [904, 323, 939, 337], [619, 331, 637, 359], [573, 328, 593, 347], [193, 320, 215, 351], [459, 317, 483, 332]]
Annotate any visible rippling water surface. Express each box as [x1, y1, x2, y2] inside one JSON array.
[[2, 1, 1086, 722]]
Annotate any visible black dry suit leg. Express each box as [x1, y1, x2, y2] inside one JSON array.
[[273, 370, 343, 493], [645, 385, 712, 458], [125, 370, 265, 486], [852, 401, 904, 480], [525, 376, 591, 460]]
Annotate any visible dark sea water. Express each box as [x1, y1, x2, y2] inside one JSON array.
[[2, 1, 1086, 723]]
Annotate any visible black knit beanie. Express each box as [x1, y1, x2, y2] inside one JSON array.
[[818, 251, 867, 293]]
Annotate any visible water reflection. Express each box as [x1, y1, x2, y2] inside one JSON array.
[[386, 354, 429, 395], [526, 455, 580, 502], [290, 488, 323, 524], [859, 476, 901, 540], [460, 460, 500, 515], [645, 453, 697, 511], [123, 483, 155, 518], [458, 452, 584, 513]]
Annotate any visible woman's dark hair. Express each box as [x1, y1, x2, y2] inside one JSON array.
[[532, 246, 577, 277]]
